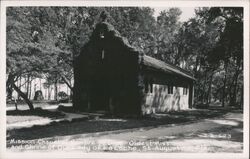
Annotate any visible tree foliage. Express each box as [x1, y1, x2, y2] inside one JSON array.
[[177, 7, 243, 106], [6, 7, 244, 109]]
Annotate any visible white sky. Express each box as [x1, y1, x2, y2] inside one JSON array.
[[153, 7, 196, 22]]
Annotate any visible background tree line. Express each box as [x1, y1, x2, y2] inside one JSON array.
[[6, 7, 243, 110]]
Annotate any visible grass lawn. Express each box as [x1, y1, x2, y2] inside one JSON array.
[[7, 115, 47, 124], [6, 108, 66, 131]]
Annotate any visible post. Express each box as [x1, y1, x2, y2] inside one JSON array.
[[14, 98, 18, 111], [188, 81, 194, 109]]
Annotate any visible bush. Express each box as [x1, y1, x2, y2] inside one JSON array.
[[58, 91, 69, 103], [34, 90, 44, 100], [195, 103, 209, 109]]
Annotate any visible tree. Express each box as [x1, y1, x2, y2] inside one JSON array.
[[172, 8, 221, 105], [106, 7, 156, 55], [154, 8, 182, 63], [6, 7, 67, 110], [203, 7, 243, 107], [8, 7, 242, 109], [177, 7, 243, 107]]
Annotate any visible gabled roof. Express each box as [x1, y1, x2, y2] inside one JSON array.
[[142, 55, 195, 80], [90, 22, 195, 81], [91, 22, 141, 53]]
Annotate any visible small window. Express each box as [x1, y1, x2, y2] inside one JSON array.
[[145, 78, 153, 93], [150, 83, 153, 93], [144, 79, 149, 93], [168, 85, 173, 94], [183, 87, 188, 95]]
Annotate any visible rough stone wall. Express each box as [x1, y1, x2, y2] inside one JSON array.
[[73, 22, 142, 115]]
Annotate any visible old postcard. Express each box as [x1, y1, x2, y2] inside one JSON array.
[[0, 0, 249, 158]]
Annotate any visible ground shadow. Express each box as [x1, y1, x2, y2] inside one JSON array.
[[7, 109, 65, 119], [6, 109, 233, 143]]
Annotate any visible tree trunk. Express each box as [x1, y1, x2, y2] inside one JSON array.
[[222, 78, 226, 107], [222, 62, 228, 107], [48, 85, 51, 100], [6, 75, 13, 99], [17, 76, 21, 100], [69, 79, 72, 100], [202, 71, 207, 104], [26, 75, 30, 99], [6, 82, 13, 100], [29, 78, 32, 99], [14, 99, 18, 110], [10, 76, 34, 110], [240, 85, 243, 109], [232, 69, 241, 106], [206, 73, 214, 105], [54, 80, 58, 101], [60, 74, 73, 91]]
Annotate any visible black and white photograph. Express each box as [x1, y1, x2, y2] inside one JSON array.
[[0, 0, 249, 158]]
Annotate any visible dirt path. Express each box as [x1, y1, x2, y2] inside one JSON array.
[[7, 112, 243, 153], [97, 112, 242, 140]]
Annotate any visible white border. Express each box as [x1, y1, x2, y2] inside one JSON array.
[[0, 0, 249, 7], [0, 1, 249, 159]]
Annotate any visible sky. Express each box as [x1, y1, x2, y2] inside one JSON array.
[[153, 7, 196, 22]]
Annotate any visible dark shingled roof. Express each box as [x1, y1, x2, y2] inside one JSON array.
[[142, 55, 195, 80]]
